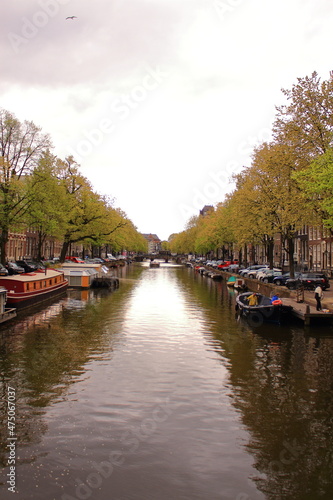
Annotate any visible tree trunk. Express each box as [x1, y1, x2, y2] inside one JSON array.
[[0, 228, 9, 265], [238, 247, 242, 266], [37, 231, 46, 261], [229, 242, 233, 261], [243, 244, 248, 267], [60, 241, 70, 263], [267, 239, 274, 268], [288, 237, 295, 278]]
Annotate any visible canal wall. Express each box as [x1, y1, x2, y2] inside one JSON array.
[[205, 268, 333, 311], [204, 268, 296, 298]]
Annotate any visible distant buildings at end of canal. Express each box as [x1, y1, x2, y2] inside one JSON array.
[[141, 234, 162, 254]]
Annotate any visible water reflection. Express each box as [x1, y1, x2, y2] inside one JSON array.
[[184, 268, 333, 500], [0, 264, 333, 499], [239, 332, 333, 500], [0, 275, 140, 475]]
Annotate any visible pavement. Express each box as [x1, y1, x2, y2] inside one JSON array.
[[295, 286, 333, 312], [197, 264, 333, 312]]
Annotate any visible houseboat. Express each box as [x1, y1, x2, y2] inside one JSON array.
[[0, 287, 17, 323], [62, 268, 98, 288], [0, 269, 68, 308], [61, 262, 111, 288]]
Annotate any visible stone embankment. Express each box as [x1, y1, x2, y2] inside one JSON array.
[[205, 268, 333, 312]]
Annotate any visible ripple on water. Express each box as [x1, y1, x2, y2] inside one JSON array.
[[5, 266, 323, 500]]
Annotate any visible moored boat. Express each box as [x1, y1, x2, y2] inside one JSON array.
[[227, 276, 237, 287], [227, 276, 247, 291], [0, 269, 68, 308], [233, 278, 247, 291], [62, 267, 98, 288], [150, 261, 160, 268], [0, 287, 16, 323], [211, 273, 223, 281], [235, 291, 293, 325]]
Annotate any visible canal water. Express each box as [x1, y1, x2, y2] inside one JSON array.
[[1, 262, 333, 500]]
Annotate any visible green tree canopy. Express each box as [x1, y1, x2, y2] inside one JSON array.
[[294, 148, 333, 230], [0, 109, 51, 262]]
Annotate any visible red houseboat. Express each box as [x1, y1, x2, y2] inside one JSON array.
[[0, 269, 68, 308]]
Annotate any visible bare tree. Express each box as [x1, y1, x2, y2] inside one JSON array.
[[0, 109, 52, 263]]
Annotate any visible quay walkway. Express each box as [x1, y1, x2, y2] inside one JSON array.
[[242, 274, 333, 326], [281, 296, 333, 326], [197, 265, 333, 326], [238, 273, 333, 326]]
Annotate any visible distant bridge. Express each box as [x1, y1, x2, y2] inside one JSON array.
[[134, 252, 182, 263]]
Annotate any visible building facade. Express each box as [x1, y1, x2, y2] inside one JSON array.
[[5, 230, 67, 261], [142, 234, 161, 254]]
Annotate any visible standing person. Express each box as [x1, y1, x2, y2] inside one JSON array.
[[314, 285, 323, 311], [247, 293, 259, 306]]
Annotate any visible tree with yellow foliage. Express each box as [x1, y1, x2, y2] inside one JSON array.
[[230, 141, 315, 274], [273, 71, 333, 163]]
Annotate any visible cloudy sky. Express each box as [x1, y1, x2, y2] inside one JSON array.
[[1, 0, 333, 240]]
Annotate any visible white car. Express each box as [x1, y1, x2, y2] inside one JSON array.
[[240, 265, 268, 277], [256, 268, 282, 282], [246, 266, 269, 279]]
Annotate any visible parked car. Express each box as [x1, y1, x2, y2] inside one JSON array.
[[16, 260, 41, 272], [217, 260, 232, 269], [65, 257, 85, 263], [239, 265, 268, 277], [217, 260, 238, 270], [272, 273, 292, 286], [286, 272, 330, 290], [224, 264, 240, 273], [256, 268, 282, 282], [85, 258, 106, 264], [272, 273, 306, 286], [247, 267, 266, 279], [0, 264, 9, 276], [5, 261, 25, 275], [247, 266, 270, 279]]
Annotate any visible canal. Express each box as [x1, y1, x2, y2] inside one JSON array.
[[1, 262, 333, 500]]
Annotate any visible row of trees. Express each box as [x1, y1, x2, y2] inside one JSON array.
[[169, 72, 333, 276], [0, 109, 147, 264]]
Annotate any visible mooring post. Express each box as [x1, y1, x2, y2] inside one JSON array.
[[304, 304, 311, 326]]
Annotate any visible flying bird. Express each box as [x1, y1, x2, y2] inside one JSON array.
[[66, 16, 77, 20]]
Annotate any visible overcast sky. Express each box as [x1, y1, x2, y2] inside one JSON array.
[[1, 0, 333, 240]]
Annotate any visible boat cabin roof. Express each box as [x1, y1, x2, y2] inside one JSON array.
[[0, 269, 64, 282], [63, 269, 97, 276]]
